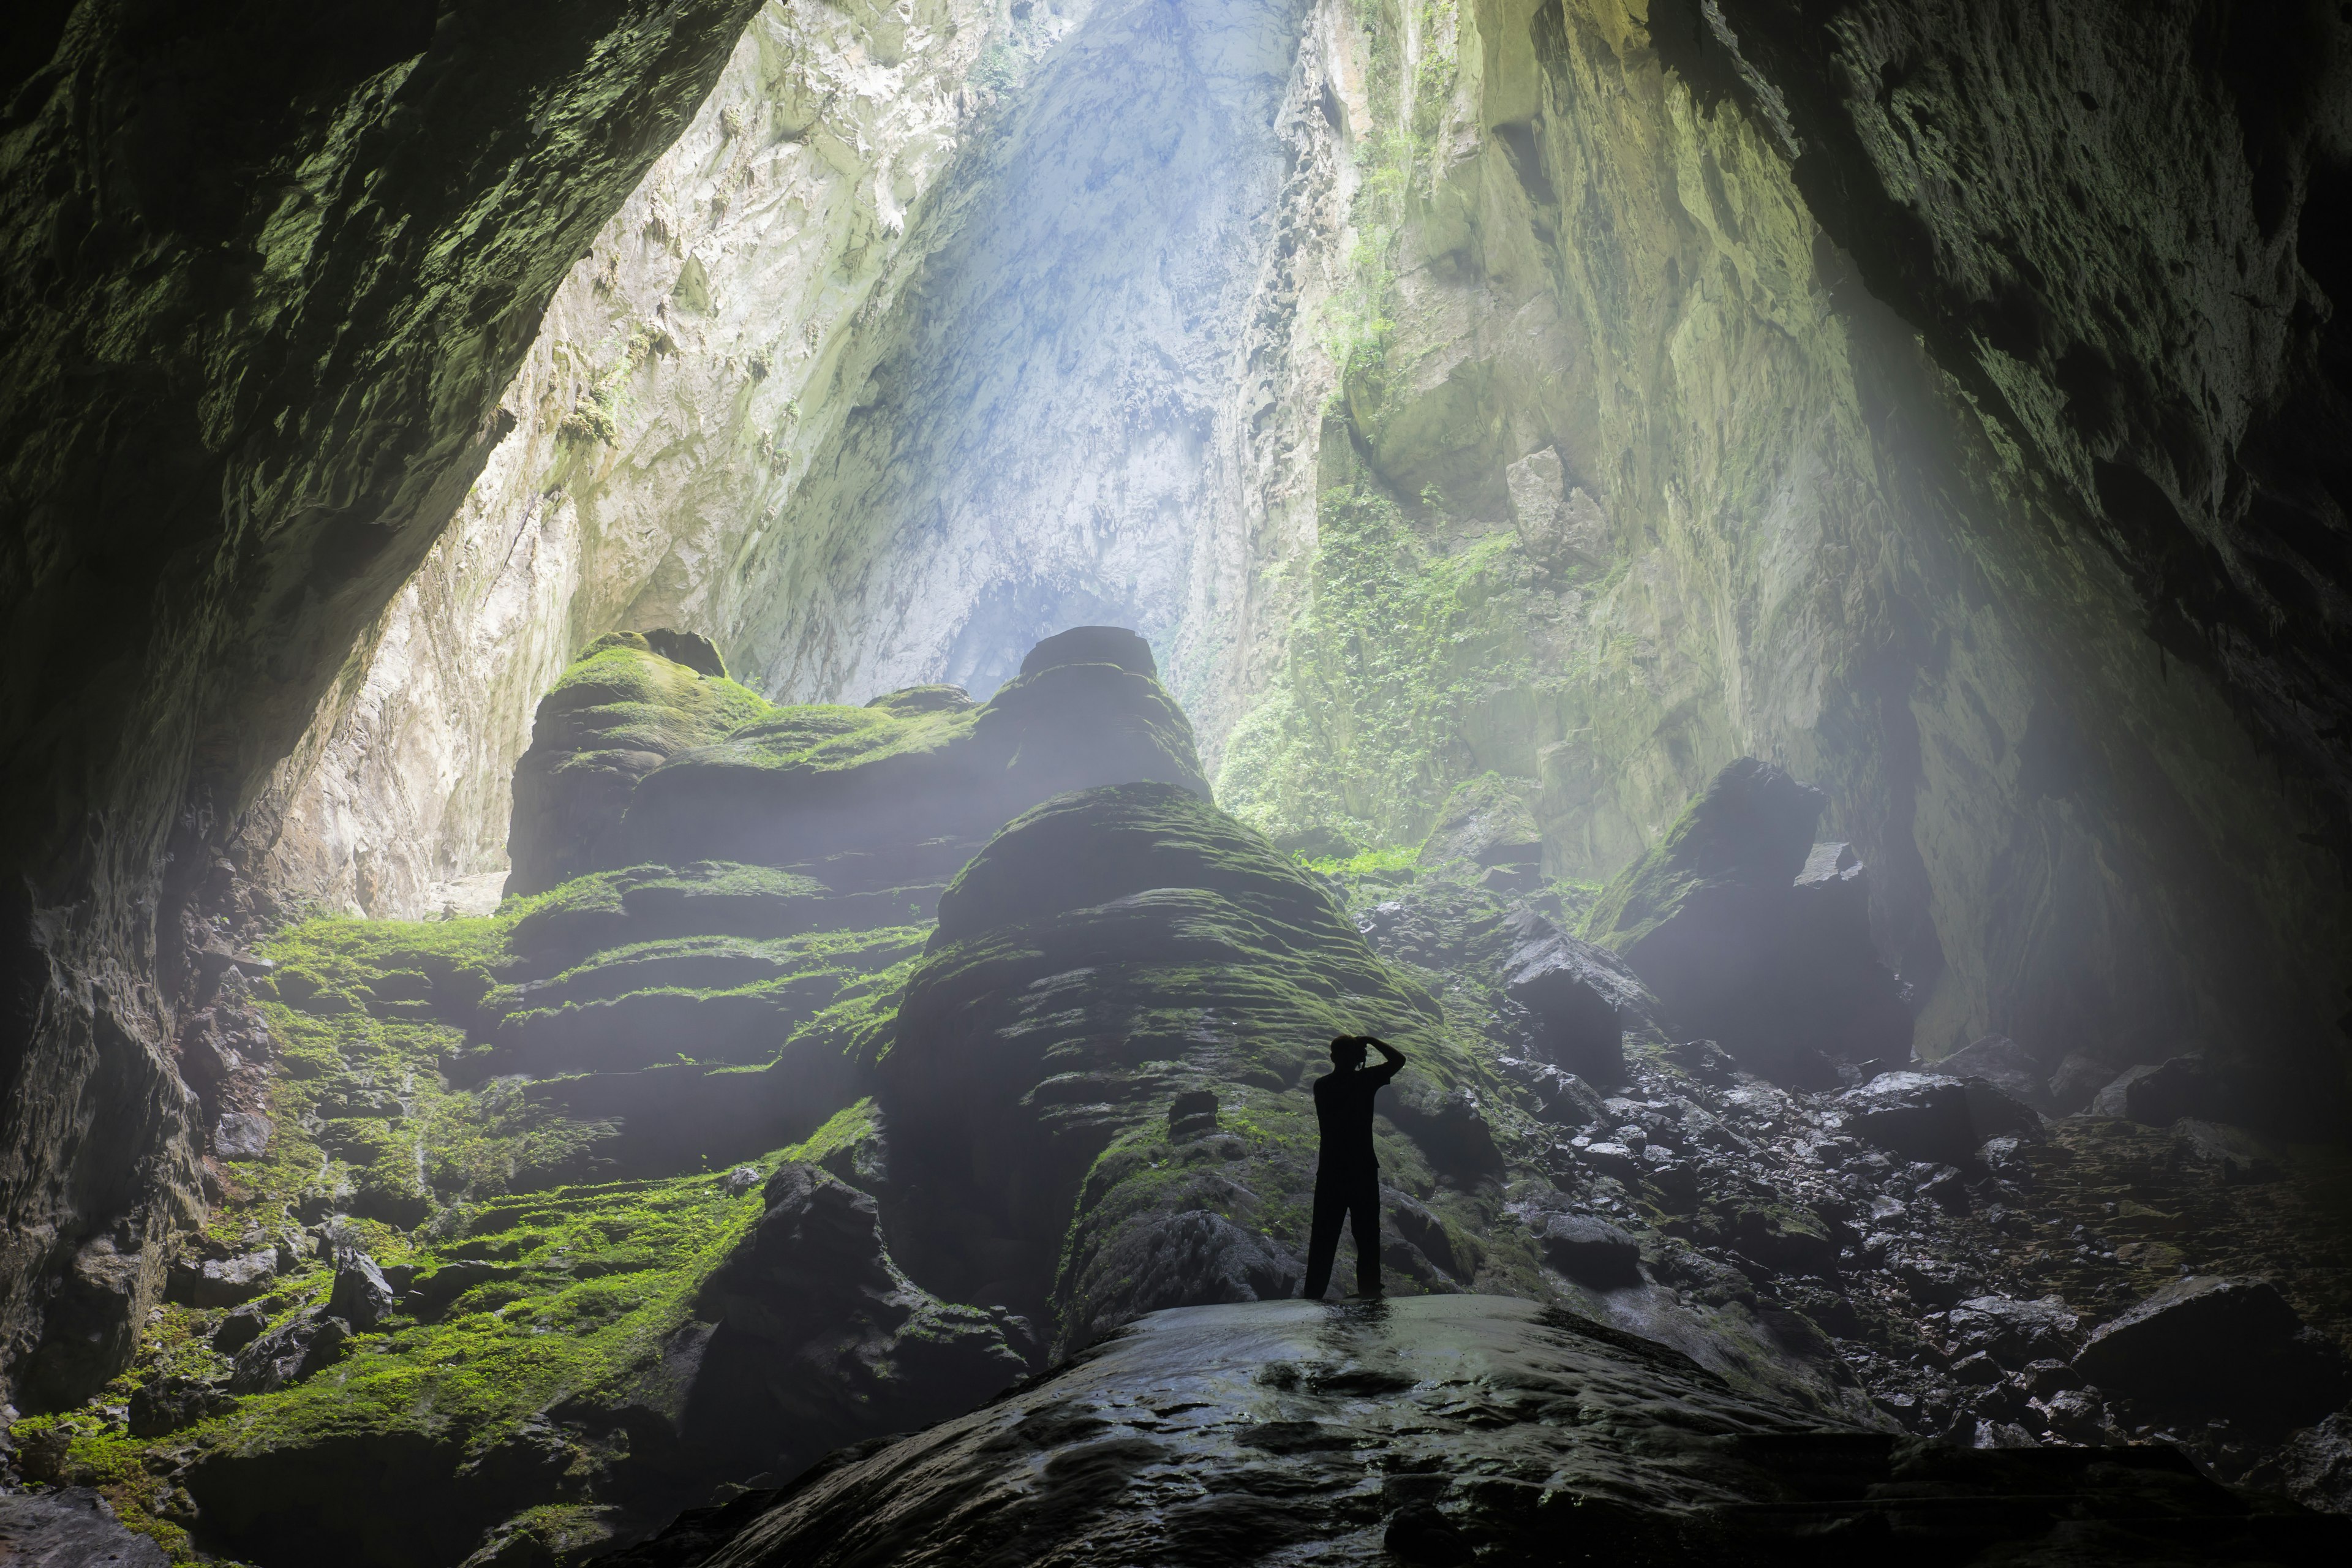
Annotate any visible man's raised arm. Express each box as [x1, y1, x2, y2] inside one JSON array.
[[1364, 1036, 1405, 1084]]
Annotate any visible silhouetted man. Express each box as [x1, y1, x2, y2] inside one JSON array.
[[1303, 1033, 1406, 1300]]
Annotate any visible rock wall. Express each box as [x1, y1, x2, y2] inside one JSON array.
[[1207, 0, 2352, 1120], [250, 0, 2352, 1118], [0, 0, 765, 1411]]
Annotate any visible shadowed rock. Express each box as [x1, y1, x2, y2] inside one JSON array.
[[599, 1295, 2350, 1567], [1583, 760, 1910, 1082], [1496, 906, 1655, 1086], [678, 1164, 1028, 1483], [2074, 1276, 2352, 1428], [1837, 1072, 2041, 1168]]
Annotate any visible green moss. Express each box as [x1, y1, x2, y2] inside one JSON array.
[[1297, 844, 1421, 881], [1216, 485, 1525, 850]]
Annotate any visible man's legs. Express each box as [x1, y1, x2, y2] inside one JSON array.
[[1348, 1174, 1382, 1297], [1302, 1177, 1346, 1298]]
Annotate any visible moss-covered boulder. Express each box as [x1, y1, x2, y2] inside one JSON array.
[[505, 633, 783, 897], [619, 644, 1207, 890], [505, 627, 1209, 910], [877, 782, 1542, 1355]]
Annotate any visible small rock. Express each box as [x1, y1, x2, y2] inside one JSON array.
[[1970, 1417, 2041, 1449], [1505, 1059, 1607, 1127], [213, 1304, 269, 1353], [1387, 1193, 1472, 1283], [1951, 1351, 2003, 1386], [1915, 1165, 1971, 1213], [228, 1310, 350, 1393], [2089, 1056, 2221, 1125], [1532, 1213, 1642, 1289], [723, 1165, 763, 1197], [2019, 1359, 2083, 1399], [2037, 1387, 2105, 1444], [1577, 1140, 1640, 1179], [127, 1374, 231, 1437], [172, 1249, 278, 1309], [1661, 1037, 1738, 1085], [1947, 1295, 2078, 1366], [327, 1250, 395, 1333], [1168, 1090, 1219, 1142], [213, 1111, 272, 1158]]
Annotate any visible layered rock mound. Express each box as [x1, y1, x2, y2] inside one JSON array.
[[507, 625, 1207, 898], [878, 781, 1515, 1354], [605, 1295, 2349, 1567]]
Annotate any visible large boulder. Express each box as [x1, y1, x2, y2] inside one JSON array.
[[1495, 907, 1657, 1087], [1582, 760, 1910, 1081], [1837, 1072, 2042, 1167], [599, 1296, 2348, 1568], [2073, 1276, 2352, 1427], [617, 633, 1208, 892], [505, 626, 1207, 904]]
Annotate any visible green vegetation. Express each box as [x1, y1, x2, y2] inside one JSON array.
[[1297, 843, 1420, 881], [1216, 484, 1526, 850]]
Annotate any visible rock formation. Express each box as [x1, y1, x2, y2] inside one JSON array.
[[601, 1296, 2351, 1567], [1585, 758, 1912, 1083]]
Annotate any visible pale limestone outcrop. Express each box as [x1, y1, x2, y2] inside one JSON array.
[[244, 0, 1014, 917]]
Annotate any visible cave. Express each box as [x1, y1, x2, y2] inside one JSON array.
[[3, 1, 2350, 1562]]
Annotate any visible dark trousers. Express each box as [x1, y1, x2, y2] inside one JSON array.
[[1302, 1168, 1381, 1298]]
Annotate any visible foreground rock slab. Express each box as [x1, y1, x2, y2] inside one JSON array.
[[606, 1295, 2345, 1567], [0, 1487, 170, 1566]]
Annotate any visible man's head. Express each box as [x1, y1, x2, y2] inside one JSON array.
[[1329, 1035, 1367, 1070]]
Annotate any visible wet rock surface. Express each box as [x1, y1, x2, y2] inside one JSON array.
[[0, 1486, 172, 1567], [604, 1296, 2350, 1567]]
